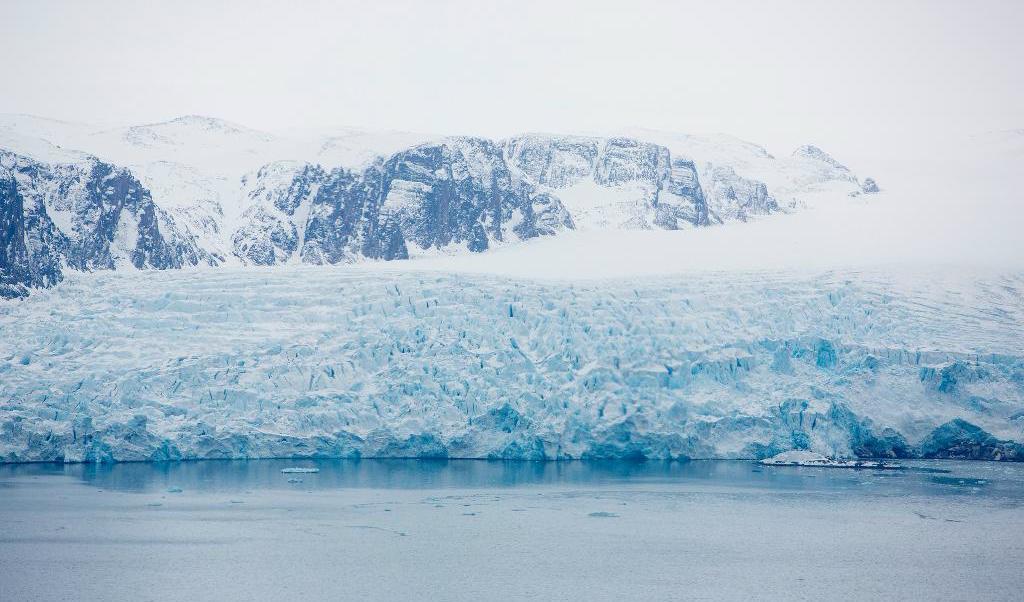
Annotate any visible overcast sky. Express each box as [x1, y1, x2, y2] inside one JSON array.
[[2, 0, 1021, 158]]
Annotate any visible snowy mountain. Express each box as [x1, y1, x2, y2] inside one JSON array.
[[0, 148, 212, 297], [503, 134, 713, 229], [620, 128, 880, 205], [0, 114, 876, 296]]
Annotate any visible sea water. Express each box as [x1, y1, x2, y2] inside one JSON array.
[[1, 459, 1022, 600]]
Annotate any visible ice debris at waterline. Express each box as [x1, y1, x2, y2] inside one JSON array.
[[759, 450, 901, 469], [1, 267, 1023, 463], [280, 467, 320, 474]]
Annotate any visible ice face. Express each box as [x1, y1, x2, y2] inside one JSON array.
[[1, 267, 1022, 463]]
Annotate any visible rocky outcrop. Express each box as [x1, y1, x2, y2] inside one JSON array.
[[502, 134, 600, 188], [379, 138, 574, 252], [241, 134, 720, 265], [0, 169, 64, 298], [503, 134, 716, 229], [703, 164, 779, 222], [0, 150, 214, 297], [234, 162, 324, 265], [246, 138, 576, 264]]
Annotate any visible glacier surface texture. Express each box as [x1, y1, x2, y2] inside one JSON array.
[[2, 268, 1023, 463]]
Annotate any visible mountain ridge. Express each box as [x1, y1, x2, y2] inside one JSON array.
[[0, 115, 879, 297]]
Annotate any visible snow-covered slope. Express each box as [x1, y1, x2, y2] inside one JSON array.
[[503, 134, 716, 229], [404, 132, 1022, 279], [621, 128, 879, 207], [0, 114, 880, 296], [1, 267, 1021, 462], [0, 148, 213, 297]]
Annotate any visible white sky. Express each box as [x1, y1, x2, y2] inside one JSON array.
[[2, 0, 1022, 159]]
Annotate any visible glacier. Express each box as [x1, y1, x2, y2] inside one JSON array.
[[1, 266, 1022, 463]]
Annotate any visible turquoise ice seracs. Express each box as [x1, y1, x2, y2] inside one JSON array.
[[0, 267, 1021, 463]]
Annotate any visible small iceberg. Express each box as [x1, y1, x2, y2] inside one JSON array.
[[280, 467, 320, 474], [760, 450, 901, 469]]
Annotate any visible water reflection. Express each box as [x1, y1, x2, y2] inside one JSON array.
[[2, 458, 1022, 500]]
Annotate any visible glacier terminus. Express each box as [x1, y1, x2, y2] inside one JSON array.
[[2, 267, 1021, 463]]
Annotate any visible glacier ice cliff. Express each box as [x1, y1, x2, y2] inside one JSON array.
[[1, 268, 1021, 463]]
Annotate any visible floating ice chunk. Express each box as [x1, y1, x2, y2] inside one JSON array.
[[760, 450, 901, 469], [166, 486, 183, 493], [280, 467, 319, 474]]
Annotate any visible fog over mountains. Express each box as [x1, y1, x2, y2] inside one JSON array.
[[0, 114, 878, 297]]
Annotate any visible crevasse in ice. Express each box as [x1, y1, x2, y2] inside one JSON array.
[[1, 267, 1022, 462]]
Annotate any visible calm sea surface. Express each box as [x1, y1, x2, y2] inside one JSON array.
[[2, 459, 1022, 601]]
